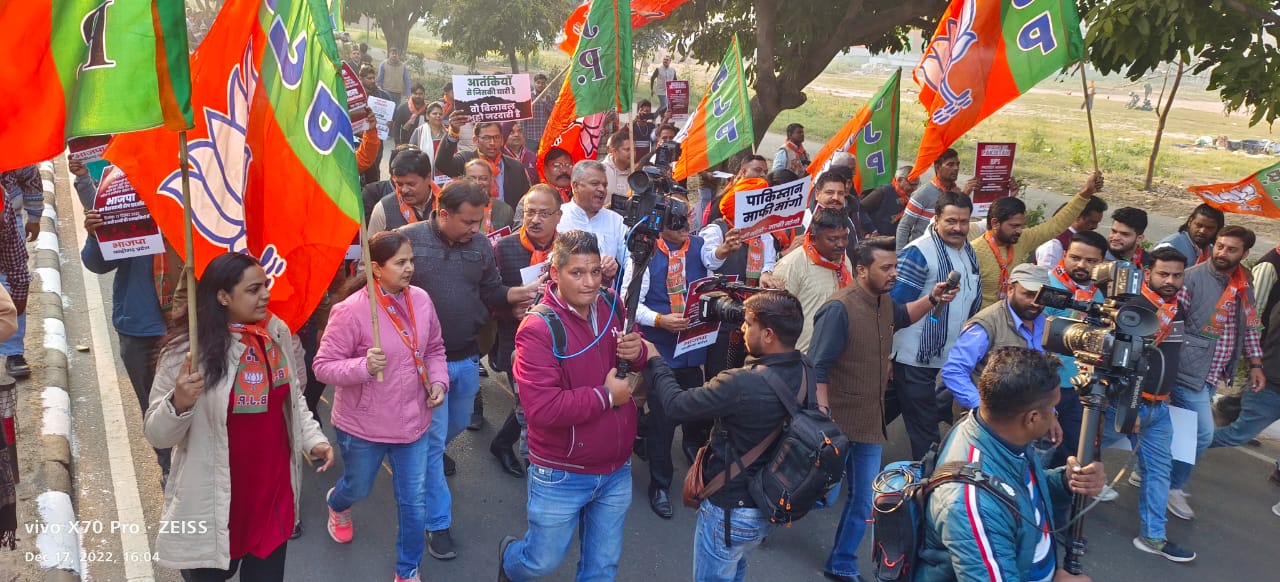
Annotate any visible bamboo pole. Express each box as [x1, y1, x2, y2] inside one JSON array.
[[1079, 64, 1100, 172], [178, 132, 198, 359], [359, 217, 384, 382]]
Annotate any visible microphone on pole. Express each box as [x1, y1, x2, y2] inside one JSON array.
[[928, 270, 962, 322]]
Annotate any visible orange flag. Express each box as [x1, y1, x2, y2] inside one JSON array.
[[909, 0, 1082, 180], [1189, 161, 1280, 219], [559, 0, 691, 54]]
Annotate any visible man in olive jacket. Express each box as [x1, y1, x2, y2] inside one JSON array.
[[807, 237, 955, 582]]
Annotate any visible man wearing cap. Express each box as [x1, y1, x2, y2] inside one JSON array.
[[940, 264, 1062, 450]]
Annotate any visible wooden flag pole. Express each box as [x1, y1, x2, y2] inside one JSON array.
[[359, 217, 384, 382], [178, 131, 198, 360], [1079, 63, 1100, 172], [533, 65, 570, 104]]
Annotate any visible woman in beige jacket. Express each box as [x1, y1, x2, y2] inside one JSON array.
[[144, 253, 332, 581]]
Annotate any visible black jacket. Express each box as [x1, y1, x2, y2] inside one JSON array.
[[435, 136, 532, 209], [645, 350, 802, 507]]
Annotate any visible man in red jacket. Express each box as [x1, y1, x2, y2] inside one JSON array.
[[499, 229, 648, 581]]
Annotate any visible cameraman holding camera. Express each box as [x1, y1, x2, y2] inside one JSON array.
[[1041, 231, 1108, 468], [917, 348, 1106, 582], [620, 192, 714, 519], [641, 291, 807, 581]]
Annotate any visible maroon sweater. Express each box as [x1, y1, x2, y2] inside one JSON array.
[[513, 285, 647, 474]]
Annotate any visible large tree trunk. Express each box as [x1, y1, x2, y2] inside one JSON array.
[[508, 50, 520, 74], [1144, 62, 1184, 191]]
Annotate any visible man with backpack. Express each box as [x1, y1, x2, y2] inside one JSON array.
[[916, 347, 1106, 582], [643, 290, 846, 581]]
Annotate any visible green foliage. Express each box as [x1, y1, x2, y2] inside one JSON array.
[[1023, 202, 1048, 228], [424, 0, 570, 73], [1083, 0, 1280, 126], [345, 0, 434, 53]]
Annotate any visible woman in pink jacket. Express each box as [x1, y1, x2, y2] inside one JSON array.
[[313, 230, 449, 582]]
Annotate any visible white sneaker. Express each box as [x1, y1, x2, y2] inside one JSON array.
[[1167, 489, 1194, 520], [1272, 500, 1280, 518], [1128, 469, 1142, 487], [1096, 485, 1118, 502]]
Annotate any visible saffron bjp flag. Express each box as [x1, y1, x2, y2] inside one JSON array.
[[558, 0, 690, 54], [105, 0, 362, 331], [909, 0, 1082, 180], [671, 36, 752, 182], [539, 0, 633, 174], [1189, 161, 1280, 219], [807, 69, 901, 194], [0, 0, 193, 173]]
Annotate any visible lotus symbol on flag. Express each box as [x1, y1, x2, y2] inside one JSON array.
[[157, 44, 287, 286], [1202, 184, 1263, 211], [919, 0, 978, 125]]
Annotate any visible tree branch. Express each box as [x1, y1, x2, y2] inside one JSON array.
[[1223, 0, 1280, 28]]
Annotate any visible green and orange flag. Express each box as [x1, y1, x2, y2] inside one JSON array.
[[671, 36, 752, 182], [106, 0, 362, 331], [1189, 160, 1280, 219], [0, 0, 193, 173], [559, 0, 690, 54], [909, 0, 1082, 180], [807, 69, 901, 194], [539, 0, 633, 173]]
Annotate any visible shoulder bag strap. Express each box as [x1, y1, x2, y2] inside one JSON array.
[[693, 364, 785, 501]]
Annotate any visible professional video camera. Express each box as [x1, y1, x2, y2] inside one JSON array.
[[609, 140, 689, 377], [1035, 260, 1161, 575], [697, 276, 769, 325]]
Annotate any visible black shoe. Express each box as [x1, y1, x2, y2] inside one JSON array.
[[498, 535, 518, 582], [1270, 467, 1280, 487], [290, 523, 303, 540], [444, 453, 456, 477], [823, 572, 865, 582], [648, 486, 673, 519], [427, 528, 457, 560], [490, 443, 526, 478], [6, 355, 30, 378]]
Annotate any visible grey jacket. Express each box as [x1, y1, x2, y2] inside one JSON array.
[[1175, 262, 1258, 390]]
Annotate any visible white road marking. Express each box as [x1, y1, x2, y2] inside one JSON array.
[[67, 164, 155, 581]]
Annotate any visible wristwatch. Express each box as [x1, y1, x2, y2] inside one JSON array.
[[928, 295, 940, 306]]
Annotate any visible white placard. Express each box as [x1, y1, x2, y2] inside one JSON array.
[[366, 96, 396, 140], [520, 260, 550, 285], [1169, 405, 1198, 465]]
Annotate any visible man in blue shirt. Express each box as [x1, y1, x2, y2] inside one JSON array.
[[941, 264, 1061, 448]]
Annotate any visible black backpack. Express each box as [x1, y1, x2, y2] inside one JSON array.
[[746, 364, 849, 526], [871, 445, 1020, 581]]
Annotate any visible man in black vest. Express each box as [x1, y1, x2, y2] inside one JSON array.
[[488, 185, 562, 478], [369, 149, 436, 233], [399, 180, 542, 559]]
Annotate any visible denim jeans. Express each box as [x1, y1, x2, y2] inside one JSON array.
[[1169, 382, 1215, 490], [425, 355, 481, 531], [328, 427, 430, 579], [692, 499, 777, 582], [825, 442, 883, 578], [1103, 402, 1173, 540], [0, 273, 23, 357], [502, 462, 632, 581], [1212, 385, 1280, 468]]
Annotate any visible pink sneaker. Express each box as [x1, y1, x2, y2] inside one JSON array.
[[326, 487, 353, 543]]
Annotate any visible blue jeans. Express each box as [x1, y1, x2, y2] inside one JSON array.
[[425, 355, 481, 531], [502, 462, 632, 581], [693, 499, 776, 582], [825, 442, 882, 578], [0, 273, 23, 357], [1169, 383, 1215, 490], [1103, 402, 1173, 539], [328, 428, 430, 578], [1212, 386, 1280, 469]]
